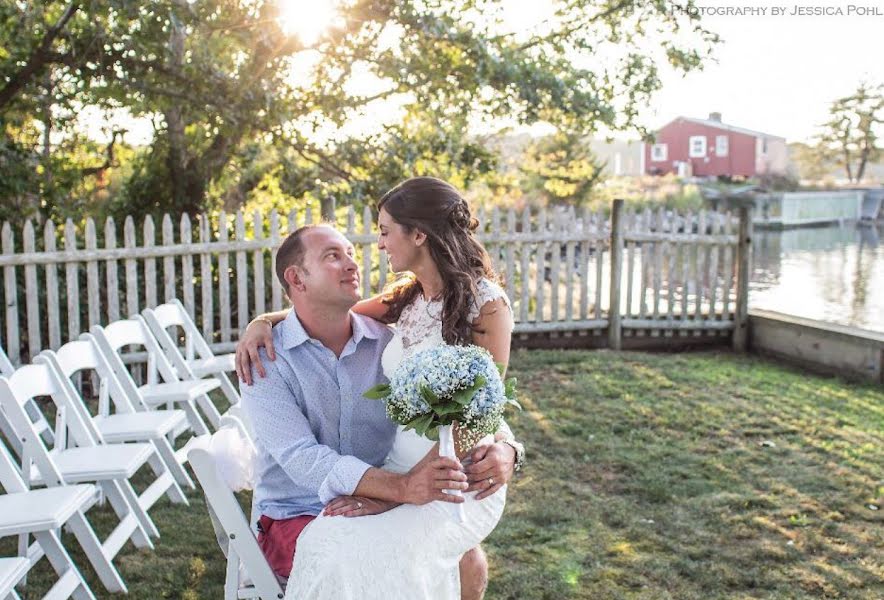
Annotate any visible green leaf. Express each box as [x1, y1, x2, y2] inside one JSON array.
[[420, 385, 439, 404], [403, 413, 428, 432], [495, 362, 506, 376], [425, 427, 440, 441], [436, 401, 464, 416], [364, 384, 391, 399], [504, 377, 518, 398]]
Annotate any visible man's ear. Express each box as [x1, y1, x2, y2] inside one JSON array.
[[284, 264, 306, 292]]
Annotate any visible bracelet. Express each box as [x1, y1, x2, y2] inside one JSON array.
[[247, 316, 274, 330]]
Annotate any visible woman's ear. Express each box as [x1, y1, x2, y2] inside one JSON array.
[[413, 229, 428, 247]]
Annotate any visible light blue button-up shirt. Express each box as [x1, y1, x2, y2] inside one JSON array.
[[241, 309, 396, 520]]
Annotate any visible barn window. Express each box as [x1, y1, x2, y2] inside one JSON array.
[[651, 143, 667, 162], [689, 136, 706, 158], [716, 135, 729, 157]]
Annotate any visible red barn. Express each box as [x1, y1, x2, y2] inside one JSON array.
[[644, 113, 787, 178]]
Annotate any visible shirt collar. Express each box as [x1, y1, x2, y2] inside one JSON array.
[[279, 309, 381, 350]]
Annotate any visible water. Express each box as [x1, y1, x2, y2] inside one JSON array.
[[751, 223, 884, 333]]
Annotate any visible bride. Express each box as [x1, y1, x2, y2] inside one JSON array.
[[236, 177, 522, 599]]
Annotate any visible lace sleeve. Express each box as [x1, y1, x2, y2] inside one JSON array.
[[469, 278, 514, 332]]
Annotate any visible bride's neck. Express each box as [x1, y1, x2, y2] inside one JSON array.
[[413, 260, 443, 301]]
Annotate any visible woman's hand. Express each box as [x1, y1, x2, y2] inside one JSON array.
[[464, 441, 516, 500], [323, 496, 400, 518], [235, 319, 275, 385]]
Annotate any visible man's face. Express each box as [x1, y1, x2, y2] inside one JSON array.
[[291, 227, 361, 308]]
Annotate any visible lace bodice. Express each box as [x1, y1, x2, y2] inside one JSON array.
[[395, 278, 514, 357]]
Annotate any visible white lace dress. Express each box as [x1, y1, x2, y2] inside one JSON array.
[[285, 278, 513, 600]]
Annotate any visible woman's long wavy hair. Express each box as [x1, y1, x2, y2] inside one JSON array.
[[378, 177, 500, 345]]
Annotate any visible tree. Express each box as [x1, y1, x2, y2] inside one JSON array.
[[1, 0, 719, 222], [520, 131, 606, 207], [816, 82, 883, 184]]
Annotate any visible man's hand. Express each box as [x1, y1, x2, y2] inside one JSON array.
[[465, 442, 516, 500], [235, 320, 275, 385], [401, 457, 468, 505], [323, 496, 399, 518]]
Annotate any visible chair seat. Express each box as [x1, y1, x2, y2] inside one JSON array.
[[0, 556, 29, 594], [95, 410, 188, 442], [0, 485, 98, 537], [139, 379, 220, 405], [188, 354, 235, 377], [30, 444, 154, 484]]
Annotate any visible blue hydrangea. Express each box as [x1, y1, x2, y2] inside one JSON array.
[[378, 344, 516, 444]]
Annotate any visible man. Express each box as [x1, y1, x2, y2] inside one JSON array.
[[239, 223, 520, 599]]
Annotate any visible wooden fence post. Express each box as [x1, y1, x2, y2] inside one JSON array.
[[732, 204, 752, 351], [608, 199, 624, 350]]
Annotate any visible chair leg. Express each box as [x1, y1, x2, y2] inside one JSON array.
[[195, 393, 223, 430], [180, 399, 211, 435], [146, 442, 189, 504], [65, 511, 128, 594], [153, 435, 195, 489], [119, 479, 161, 538], [102, 480, 154, 549], [33, 529, 97, 600], [217, 372, 241, 406]]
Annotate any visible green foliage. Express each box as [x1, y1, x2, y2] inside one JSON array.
[[1, 0, 718, 224], [521, 131, 607, 207], [815, 82, 883, 183]]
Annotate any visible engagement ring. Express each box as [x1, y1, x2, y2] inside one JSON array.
[[487, 477, 494, 486], [356, 502, 363, 509]]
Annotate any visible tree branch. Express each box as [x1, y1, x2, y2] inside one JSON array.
[[0, 1, 81, 110]]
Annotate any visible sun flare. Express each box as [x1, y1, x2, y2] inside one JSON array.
[[277, 0, 339, 46]]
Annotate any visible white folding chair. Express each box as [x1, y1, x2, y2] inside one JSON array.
[[0, 427, 121, 596], [143, 299, 241, 407], [90, 317, 221, 434], [0, 366, 166, 583], [187, 430, 283, 600], [1, 345, 55, 456], [38, 336, 195, 490]]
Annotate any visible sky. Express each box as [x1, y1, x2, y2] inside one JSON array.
[[95, 0, 884, 146]]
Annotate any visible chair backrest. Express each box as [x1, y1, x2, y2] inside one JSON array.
[[0, 368, 86, 488], [45, 336, 139, 417], [0, 434, 29, 494], [0, 345, 14, 376], [188, 436, 283, 600], [91, 317, 183, 389], [144, 299, 215, 362]]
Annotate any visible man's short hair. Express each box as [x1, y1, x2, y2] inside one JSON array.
[[274, 223, 333, 293]]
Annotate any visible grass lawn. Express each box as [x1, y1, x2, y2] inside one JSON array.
[[4, 349, 882, 599]]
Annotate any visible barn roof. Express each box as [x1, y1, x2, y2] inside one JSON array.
[[672, 116, 786, 140]]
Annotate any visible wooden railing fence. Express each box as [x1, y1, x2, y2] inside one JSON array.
[[0, 201, 750, 365]]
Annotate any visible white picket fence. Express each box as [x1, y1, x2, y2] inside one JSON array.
[[0, 201, 751, 365]]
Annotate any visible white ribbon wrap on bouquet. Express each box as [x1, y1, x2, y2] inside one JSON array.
[[438, 424, 466, 523]]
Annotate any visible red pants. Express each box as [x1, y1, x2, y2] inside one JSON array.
[[257, 514, 317, 579]]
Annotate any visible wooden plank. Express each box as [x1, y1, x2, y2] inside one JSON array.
[[608, 199, 625, 349], [722, 211, 734, 319], [519, 208, 530, 323], [105, 217, 120, 323], [218, 212, 231, 343], [534, 209, 546, 322], [594, 209, 604, 320], [199, 214, 214, 344], [235, 211, 248, 334], [693, 210, 706, 325], [564, 214, 575, 322], [287, 208, 298, 233], [549, 211, 561, 323], [680, 217, 690, 333], [305, 205, 314, 225], [63, 220, 80, 344], [578, 208, 590, 320], [162, 215, 176, 302], [708, 212, 721, 320], [84, 218, 100, 328], [625, 208, 635, 317], [180, 214, 195, 319], [638, 208, 651, 319], [652, 207, 663, 321], [23, 221, 41, 357], [362, 206, 373, 298], [124, 216, 139, 318], [733, 206, 752, 351], [2, 223, 19, 364], [143, 216, 157, 309], [270, 210, 282, 311], [44, 221, 60, 349], [253, 210, 266, 315], [505, 209, 516, 308], [623, 318, 733, 331]]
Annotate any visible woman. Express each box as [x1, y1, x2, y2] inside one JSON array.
[[236, 177, 519, 599]]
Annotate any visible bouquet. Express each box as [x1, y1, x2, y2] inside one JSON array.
[[365, 344, 519, 521]]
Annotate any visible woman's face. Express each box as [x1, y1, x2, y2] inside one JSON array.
[[377, 207, 422, 273]]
